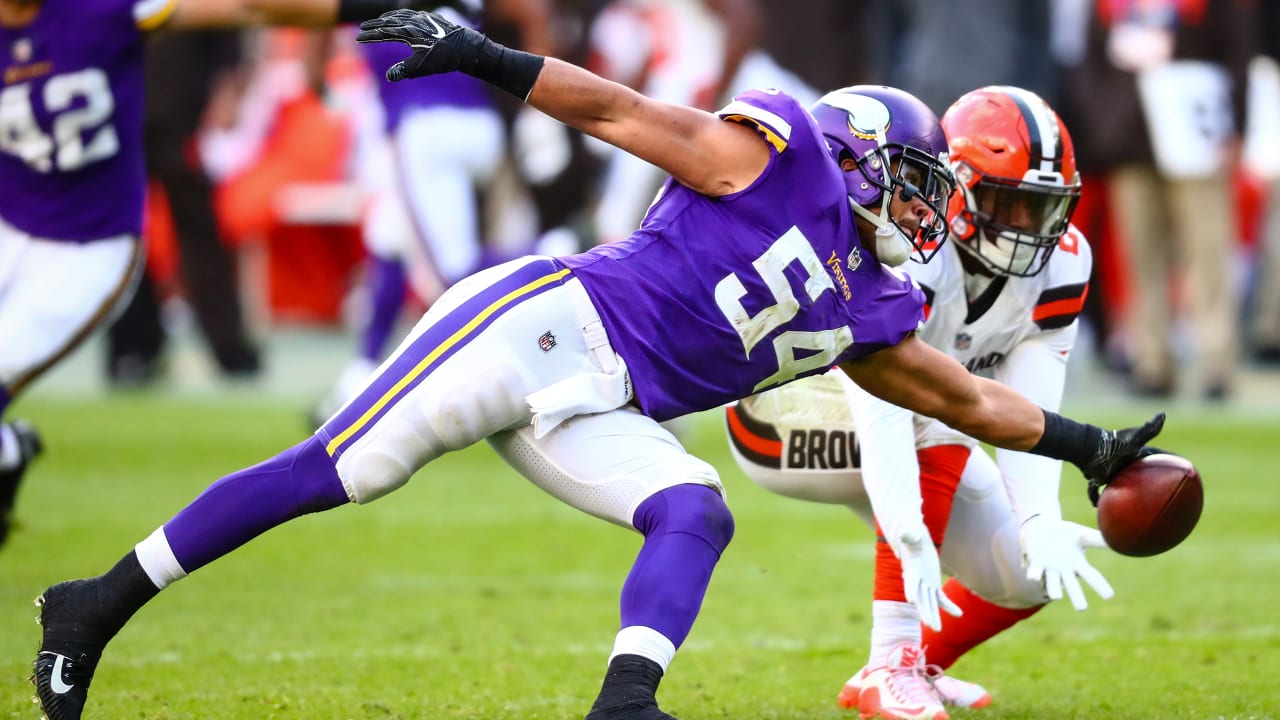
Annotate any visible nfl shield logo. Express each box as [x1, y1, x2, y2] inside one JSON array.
[[13, 38, 32, 63], [538, 331, 557, 352], [955, 333, 972, 351], [847, 247, 862, 272]]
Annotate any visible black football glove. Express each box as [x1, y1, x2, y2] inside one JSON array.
[[356, 9, 485, 81], [1079, 413, 1166, 507]]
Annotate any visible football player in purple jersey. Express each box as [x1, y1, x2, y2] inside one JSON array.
[[0, 0, 470, 549], [29, 9, 1167, 720]]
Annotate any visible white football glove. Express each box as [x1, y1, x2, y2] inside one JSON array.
[[1020, 515, 1115, 611], [893, 525, 962, 632]]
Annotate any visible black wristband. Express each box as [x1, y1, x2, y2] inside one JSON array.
[[461, 35, 546, 100], [337, 0, 411, 24], [1029, 409, 1103, 467]]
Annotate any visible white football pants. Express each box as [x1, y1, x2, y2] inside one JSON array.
[[0, 217, 143, 397], [317, 256, 723, 527]]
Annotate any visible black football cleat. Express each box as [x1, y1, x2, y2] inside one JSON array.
[[31, 581, 107, 720], [0, 419, 43, 548], [584, 654, 678, 720], [584, 705, 678, 720]]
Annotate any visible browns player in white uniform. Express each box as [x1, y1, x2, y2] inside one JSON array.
[[726, 86, 1107, 720]]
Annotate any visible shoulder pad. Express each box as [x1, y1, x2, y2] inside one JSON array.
[[716, 89, 803, 153]]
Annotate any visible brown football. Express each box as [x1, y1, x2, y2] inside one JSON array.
[[1096, 453, 1203, 557]]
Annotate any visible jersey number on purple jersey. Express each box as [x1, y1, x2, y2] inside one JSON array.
[[0, 69, 119, 173], [714, 226, 854, 390]]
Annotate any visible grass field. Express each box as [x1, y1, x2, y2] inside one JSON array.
[[1, 392, 1277, 719]]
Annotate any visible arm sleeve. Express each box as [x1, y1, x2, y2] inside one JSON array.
[[840, 371, 924, 547], [992, 325, 1076, 524]]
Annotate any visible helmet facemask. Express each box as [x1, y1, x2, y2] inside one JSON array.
[[847, 141, 954, 267], [810, 86, 954, 268], [941, 85, 1083, 278], [951, 162, 1080, 277]]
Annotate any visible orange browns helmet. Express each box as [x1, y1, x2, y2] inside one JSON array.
[[941, 86, 1082, 277]]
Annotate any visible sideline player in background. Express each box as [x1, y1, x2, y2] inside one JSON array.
[[586, 0, 817, 245], [0, 0, 470, 550], [727, 87, 1106, 720], [313, 0, 555, 423], [31, 11, 1164, 720]]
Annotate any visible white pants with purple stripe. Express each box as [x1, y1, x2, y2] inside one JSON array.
[[316, 256, 722, 528]]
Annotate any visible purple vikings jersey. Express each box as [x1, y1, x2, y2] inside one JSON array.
[[559, 90, 925, 421], [0, 0, 171, 242], [360, 33, 493, 133]]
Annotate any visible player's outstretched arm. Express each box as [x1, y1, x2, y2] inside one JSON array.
[[840, 335, 1165, 492], [356, 10, 769, 196], [842, 335, 1045, 449]]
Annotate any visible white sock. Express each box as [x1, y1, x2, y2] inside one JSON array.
[[869, 600, 922, 667], [609, 626, 676, 672], [0, 423, 20, 470], [134, 527, 188, 590]]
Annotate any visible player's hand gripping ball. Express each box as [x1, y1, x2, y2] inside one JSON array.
[[1096, 453, 1203, 557]]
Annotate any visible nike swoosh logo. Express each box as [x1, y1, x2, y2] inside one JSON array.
[[49, 654, 75, 694], [423, 14, 448, 39]]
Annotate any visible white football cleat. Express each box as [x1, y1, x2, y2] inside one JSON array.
[[847, 643, 948, 720], [927, 669, 991, 709], [839, 651, 992, 713], [837, 666, 870, 710]]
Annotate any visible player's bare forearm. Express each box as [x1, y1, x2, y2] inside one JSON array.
[[840, 335, 1046, 451], [526, 58, 768, 196]]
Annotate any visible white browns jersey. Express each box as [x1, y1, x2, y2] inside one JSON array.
[[909, 225, 1091, 448], [726, 226, 1092, 463], [724, 226, 1093, 571]]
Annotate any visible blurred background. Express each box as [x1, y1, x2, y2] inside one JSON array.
[[6, 4, 1279, 717], [56, 0, 1280, 412]]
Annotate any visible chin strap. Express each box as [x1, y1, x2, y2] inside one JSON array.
[[849, 130, 915, 267], [851, 199, 913, 267]]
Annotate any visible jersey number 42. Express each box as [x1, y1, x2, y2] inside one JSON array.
[[0, 68, 119, 173]]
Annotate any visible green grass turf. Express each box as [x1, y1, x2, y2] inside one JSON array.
[[1, 394, 1277, 719]]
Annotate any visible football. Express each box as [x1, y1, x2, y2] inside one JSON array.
[[1096, 453, 1203, 557]]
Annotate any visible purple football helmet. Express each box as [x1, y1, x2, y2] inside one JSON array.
[[810, 85, 954, 265]]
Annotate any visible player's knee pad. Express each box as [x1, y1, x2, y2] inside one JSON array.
[[337, 448, 415, 505], [420, 364, 531, 451], [332, 413, 439, 504], [635, 483, 735, 555], [332, 361, 534, 503]]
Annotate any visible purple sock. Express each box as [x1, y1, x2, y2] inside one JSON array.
[[163, 436, 350, 573], [361, 256, 407, 361], [619, 484, 734, 648]]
